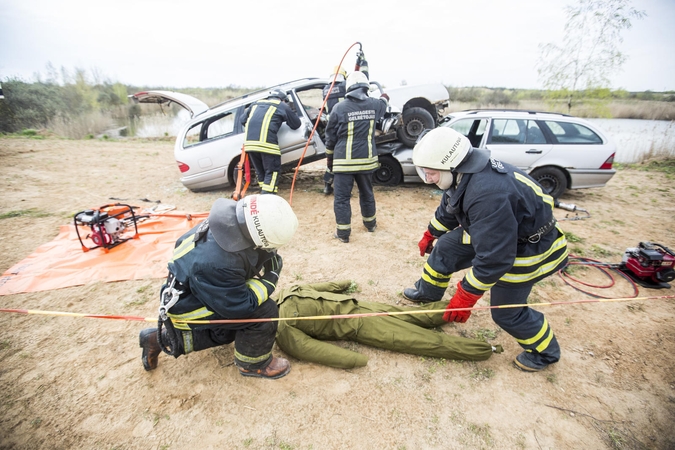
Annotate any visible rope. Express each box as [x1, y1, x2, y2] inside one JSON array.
[[288, 41, 362, 206], [1, 293, 672, 325]]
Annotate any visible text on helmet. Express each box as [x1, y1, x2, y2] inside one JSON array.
[[440, 136, 463, 166]]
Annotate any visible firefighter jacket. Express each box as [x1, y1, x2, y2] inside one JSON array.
[[324, 94, 387, 174], [241, 99, 302, 155], [322, 81, 346, 114], [274, 281, 498, 369], [427, 158, 568, 296], [165, 220, 278, 329]]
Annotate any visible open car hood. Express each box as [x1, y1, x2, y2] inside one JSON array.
[[129, 90, 209, 118]]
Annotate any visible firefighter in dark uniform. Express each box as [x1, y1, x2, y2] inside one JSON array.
[[275, 280, 502, 369], [325, 70, 388, 243], [322, 53, 370, 196], [240, 89, 302, 194], [403, 127, 569, 372], [138, 194, 298, 379]]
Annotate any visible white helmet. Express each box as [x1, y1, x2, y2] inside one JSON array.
[[413, 127, 490, 189], [239, 195, 298, 249], [346, 71, 369, 92]]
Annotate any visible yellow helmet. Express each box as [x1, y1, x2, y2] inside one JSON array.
[[331, 66, 347, 79]]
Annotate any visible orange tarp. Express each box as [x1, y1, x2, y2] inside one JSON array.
[[0, 212, 207, 296]]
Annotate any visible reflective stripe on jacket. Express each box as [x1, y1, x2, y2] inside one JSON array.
[[241, 99, 301, 155], [324, 96, 387, 174]]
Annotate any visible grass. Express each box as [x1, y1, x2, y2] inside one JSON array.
[[0, 209, 52, 219], [616, 157, 675, 175]]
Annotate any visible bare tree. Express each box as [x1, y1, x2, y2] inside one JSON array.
[[537, 0, 646, 113]]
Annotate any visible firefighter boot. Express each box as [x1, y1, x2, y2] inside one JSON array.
[[238, 356, 291, 379], [514, 352, 550, 372], [402, 287, 441, 303], [323, 182, 333, 195], [139, 328, 162, 371]]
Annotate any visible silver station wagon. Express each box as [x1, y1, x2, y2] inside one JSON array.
[[438, 109, 617, 198]]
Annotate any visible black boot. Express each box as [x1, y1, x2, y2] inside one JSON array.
[[402, 287, 440, 303], [139, 328, 161, 371], [323, 182, 333, 195]]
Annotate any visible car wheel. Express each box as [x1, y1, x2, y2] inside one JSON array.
[[530, 167, 567, 199], [396, 107, 435, 147], [372, 155, 403, 186]]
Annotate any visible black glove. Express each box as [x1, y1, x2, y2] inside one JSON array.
[[326, 154, 333, 172], [261, 253, 283, 289]]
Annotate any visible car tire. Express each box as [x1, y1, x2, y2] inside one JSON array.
[[396, 107, 435, 147], [372, 155, 403, 186], [530, 167, 567, 199], [227, 155, 257, 189]]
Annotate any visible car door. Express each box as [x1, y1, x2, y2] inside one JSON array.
[[279, 87, 328, 164], [484, 118, 553, 169]]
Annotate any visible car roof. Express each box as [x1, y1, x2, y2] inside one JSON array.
[[208, 78, 330, 111]]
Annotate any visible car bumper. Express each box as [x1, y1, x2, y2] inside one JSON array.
[[567, 169, 617, 189]]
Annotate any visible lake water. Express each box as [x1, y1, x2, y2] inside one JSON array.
[[587, 118, 675, 163], [130, 115, 675, 164]]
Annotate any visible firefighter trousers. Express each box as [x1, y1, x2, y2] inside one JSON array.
[[248, 151, 281, 194], [166, 299, 279, 370], [333, 172, 376, 239]]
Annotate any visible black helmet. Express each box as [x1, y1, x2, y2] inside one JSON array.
[[267, 89, 288, 102]]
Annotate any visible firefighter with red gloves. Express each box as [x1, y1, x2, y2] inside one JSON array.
[[403, 127, 569, 372]]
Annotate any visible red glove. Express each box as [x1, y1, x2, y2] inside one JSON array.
[[418, 230, 436, 257], [443, 282, 483, 323], [380, 93, 390, 102]]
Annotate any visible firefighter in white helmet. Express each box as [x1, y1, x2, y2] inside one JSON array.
[[325, 66, 388, 242], [403, 127, 569, 372], [139, 194, 298, 379]]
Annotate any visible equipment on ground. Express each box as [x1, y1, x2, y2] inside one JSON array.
[[73, 203, 141, 252], [617, 242, 675, 289]]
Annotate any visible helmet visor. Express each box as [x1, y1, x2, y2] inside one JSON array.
[[416, 166, 439, 184]]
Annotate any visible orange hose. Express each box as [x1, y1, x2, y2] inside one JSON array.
[[288, 41, 362, 206]]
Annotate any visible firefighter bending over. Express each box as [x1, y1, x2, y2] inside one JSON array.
[[241, 89, 301, 194], [403, 127, 569, 372], [139, 194, 298, 379]]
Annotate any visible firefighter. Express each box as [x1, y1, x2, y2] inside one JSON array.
[[403, 127, 569, 372], [274, 280, 502, 369], [325, 70, 388, 243], [139, 194, 298, 379], [240, 89, 302, 194], [322, 51, 369, 196]]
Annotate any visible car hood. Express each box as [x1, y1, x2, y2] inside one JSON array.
[[383, 83, 449, 109], [129, 90, 209, 118]]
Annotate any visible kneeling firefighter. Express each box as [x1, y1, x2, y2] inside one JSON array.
[[403, 127, 569, 372], [139, 194, 298, 379]]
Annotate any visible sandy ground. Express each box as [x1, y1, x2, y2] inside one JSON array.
[[0, 136, 674, 450]]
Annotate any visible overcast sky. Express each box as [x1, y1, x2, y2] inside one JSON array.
[[1, 0, 673, 92]]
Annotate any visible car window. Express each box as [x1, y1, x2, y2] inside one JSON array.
[[183, 111, 236, 148], [525, 121, 547, 144], [448, 118, 487, 148], [206, 113, 236, 140], [544, 121, 603, 144], [490, 119, 527, 144]]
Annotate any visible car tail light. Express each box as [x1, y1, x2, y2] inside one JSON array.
[[599, 153, 615, 170], [177, 161, 190, 173]]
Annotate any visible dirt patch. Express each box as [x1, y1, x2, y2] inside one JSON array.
[[0, 137, 674, 449]]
